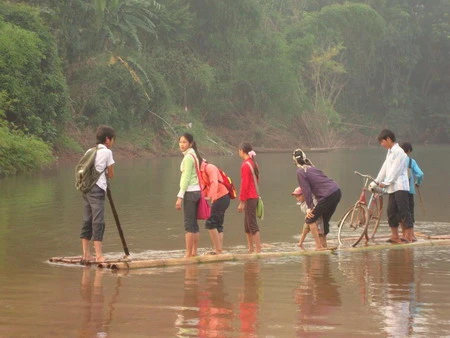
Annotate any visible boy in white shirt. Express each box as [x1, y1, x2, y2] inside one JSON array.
[[292, 187, 324, 249], [80, 125, 116, 263], [374, 129, 412, 243]]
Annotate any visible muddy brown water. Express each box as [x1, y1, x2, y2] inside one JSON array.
[[0, 145, 449, 337]]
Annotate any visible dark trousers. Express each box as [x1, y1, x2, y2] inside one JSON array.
[[183, 191, 200, 233], [205, 194, 231, 233], [244, 198, 259, 234], [387, 190, 413, 228], [306, 189, 342, 236]]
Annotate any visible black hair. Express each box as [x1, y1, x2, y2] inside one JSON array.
[[400, 142, 413, 153], [239, 142, 259, 178], [96, 125, 116, 144], [180, 132, 203, 164], [377, 129, 396, 142], [293, 149, 313, 167]]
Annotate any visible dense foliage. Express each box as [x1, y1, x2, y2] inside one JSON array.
[[0, 121, 53, 177], [0, 0, 449, 175], [0, 2, 69, 141]]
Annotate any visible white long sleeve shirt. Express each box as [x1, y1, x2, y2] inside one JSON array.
[[375, 143, 409, 194]]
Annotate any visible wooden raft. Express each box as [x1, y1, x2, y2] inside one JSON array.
[[49, 256, 132, 268], [48, 238, 450, 270], [49, 248, 337, 270]]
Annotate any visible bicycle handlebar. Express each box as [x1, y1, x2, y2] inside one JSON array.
[[354, 171, 375, 181]]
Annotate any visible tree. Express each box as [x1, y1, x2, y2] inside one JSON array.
[[0, 3, 69, 141], [93, 0, 160, 53]]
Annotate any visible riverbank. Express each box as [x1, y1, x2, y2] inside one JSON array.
[[55, 123, 347, 163]]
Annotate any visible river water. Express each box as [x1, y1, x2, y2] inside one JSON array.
[[0, 145, 449, 337]]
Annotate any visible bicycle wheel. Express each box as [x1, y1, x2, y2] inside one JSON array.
[[366, 195, 383, 240], [337, 203, 369, 247]]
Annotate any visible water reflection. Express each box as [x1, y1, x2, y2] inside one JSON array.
[[1, 147, 450, 337], [294, 255, 341, 336], [383, 249, 418, 337], [176, 263, 234, 337], [176, 265, 199, 337], [80, 268, 108, 337], [337, 248, 424, 336], [199, 264, 234, 337], [337, 251, 385, 306], [239, 261, 261, 337], [79, 269, 124, 338]]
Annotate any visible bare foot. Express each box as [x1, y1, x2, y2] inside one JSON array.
[[386, 238, 403, 244], [299, 245, 306, 251], [95, 256, 105, 263]]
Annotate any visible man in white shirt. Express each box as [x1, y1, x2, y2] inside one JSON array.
[[375, 129, 413, 243]]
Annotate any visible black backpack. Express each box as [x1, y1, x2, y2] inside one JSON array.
[[75, 146, 104, 193]]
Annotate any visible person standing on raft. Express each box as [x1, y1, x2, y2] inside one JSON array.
[[80, 125, 116, 264], [293, 148, 341, 250], [237, 142, 262, 253], [200, 159, 231, 255], [175, 133, 202, 258]]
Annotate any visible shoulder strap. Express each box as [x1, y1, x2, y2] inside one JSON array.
[[190, 154, 204, 191], [406, 157, 412, 180], [246, 161, 260, 196], [94, 145, 108, 175]]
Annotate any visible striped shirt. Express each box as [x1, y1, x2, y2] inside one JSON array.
[[375, 143, 410, 193]]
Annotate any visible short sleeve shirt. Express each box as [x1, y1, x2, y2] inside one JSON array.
[[94, 144, 115, 191]]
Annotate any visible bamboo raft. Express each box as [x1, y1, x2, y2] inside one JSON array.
[[49, 237, 450, 270]]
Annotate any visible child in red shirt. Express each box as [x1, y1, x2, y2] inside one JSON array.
[[237, 142, 262, 253]]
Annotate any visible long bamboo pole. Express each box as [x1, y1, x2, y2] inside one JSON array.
[[107, 187, 130, 257]]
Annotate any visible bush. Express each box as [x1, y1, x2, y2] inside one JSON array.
[[0, 122, 54, 177]]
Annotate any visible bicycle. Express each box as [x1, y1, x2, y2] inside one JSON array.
[[337, 171, 385, 247]]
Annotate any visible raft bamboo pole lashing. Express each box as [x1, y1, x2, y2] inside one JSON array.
[[103, 239, 450, 270], [343, 238, 450, 253], [49, 256, 132, 266], [49, 238, 450, 270], [105, 248, 338, 270], [426, 235, 450, 240]]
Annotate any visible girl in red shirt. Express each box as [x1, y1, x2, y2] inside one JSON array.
[[237, 142, 262, 253]]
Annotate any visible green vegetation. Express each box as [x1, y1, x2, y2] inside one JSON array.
[[0, 121, 53, 177], [0, 0, 449, 176]]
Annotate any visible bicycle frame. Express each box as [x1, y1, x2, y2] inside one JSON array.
[[354, 171, 385, 239], [337, 171, 385, 247], [354, 171, 379, 209]]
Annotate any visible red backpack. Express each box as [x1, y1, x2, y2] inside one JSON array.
[[205, 163, 237, 199]]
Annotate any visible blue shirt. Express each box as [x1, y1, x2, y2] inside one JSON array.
[[407, 157, 424, 195]]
